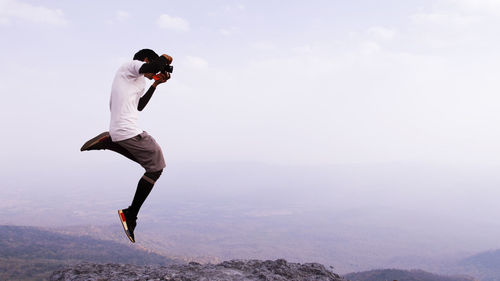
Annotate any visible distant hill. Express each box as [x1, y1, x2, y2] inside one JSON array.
[[344, 269, 476, 281], [459, 249, 500, 281], [0, 225, 176, 281]]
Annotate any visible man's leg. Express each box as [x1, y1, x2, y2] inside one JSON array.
[[80, 132, 139, 163], [114, 132, 166, 243], [128, 169, 163, 217], [118, 169, 163, 243]]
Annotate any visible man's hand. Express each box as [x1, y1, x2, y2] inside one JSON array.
[[162, 54, 173, 64], [152, 73, 170, 87]]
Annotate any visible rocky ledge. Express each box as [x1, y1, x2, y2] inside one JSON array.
[[49, 259, 344, 281]]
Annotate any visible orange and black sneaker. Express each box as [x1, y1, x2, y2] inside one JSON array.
[[80, 132, 111, 151], [118, 208, 137, 243]]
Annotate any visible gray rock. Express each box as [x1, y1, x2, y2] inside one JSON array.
[[49, 259, 344, 281]]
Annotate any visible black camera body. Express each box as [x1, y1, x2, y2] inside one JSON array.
[[162, 64, 173, 74], [152, 56, 173, 81], [158, 56, 173, 74], [152, 58, 173, 81]]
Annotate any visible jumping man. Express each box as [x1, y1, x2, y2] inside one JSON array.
[[80, 49, 173, 243]]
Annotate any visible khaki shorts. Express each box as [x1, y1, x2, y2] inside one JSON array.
[[115, 131, 166, 173]]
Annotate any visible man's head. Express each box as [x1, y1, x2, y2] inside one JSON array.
[[133, 49, 159, 62], [134, 49, 159, 79]]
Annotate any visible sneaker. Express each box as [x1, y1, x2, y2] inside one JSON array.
[[80, 132, 110, 151], [118, 209, 137, 243]]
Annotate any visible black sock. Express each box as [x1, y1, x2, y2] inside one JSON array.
[[128, 170, 163, 217]]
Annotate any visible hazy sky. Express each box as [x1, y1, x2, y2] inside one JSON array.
[[2, 0, 500, 204], [2, 0, 500, 169]]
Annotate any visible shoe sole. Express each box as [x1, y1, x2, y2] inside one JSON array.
[[118, 209, 135, 243], [80, 132, 110, 151]]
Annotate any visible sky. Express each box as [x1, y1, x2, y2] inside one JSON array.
[[2, 0, 500, 168], [2, 0, 500, 225]]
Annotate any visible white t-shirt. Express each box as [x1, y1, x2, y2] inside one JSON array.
[[109, 60, 146, 142]]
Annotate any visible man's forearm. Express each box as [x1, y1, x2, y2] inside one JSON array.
[[138, 85, 156, 111]]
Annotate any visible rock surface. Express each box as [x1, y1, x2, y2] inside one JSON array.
[[49, 259, 344, 281]]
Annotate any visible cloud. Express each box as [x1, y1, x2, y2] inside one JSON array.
[[359, 41, 381, 55], [407, 1, 500, 50], [411, 0, 500, 27], [291, 45, 313, 54], [367, 26, 396, 40], [116, 10, 130, 22], [184, 55, 208, 70], [411, 12, 479, 26], [252, 41, 277, 51], [157, 14, 189, 32], [0, 0, 67, 26], [219, 27, 239, 36], [105, 10, 130, 25], [223, 4, 245, 13], [448, 0, 500, 15]]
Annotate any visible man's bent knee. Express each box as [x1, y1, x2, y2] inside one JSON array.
[[142, 169, 163, 184]]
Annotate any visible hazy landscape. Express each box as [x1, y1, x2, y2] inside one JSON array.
[[3, 162, 500, 280]]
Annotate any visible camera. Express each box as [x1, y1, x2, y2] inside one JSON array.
[[159, 55, 173, 74], [162, 64, 173, 74], [153, 58, 173, 81]]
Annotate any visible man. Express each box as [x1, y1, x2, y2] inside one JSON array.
[[80, 49, 173, 243]]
